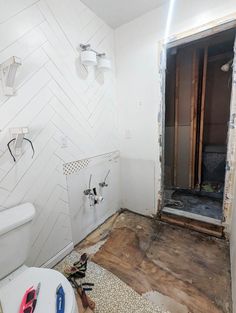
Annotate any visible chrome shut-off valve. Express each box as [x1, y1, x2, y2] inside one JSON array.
[[99, 170, 110, 188], [84, 174, 104, 206]]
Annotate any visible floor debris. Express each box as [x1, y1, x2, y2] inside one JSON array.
[[55, 251, 171, 313], [75, 211, 232, 313]]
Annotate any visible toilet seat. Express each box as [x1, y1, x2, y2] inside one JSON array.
[[0, 267, 78, 313]]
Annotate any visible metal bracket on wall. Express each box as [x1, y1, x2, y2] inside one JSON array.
[[7, 127, 35, 162], [0, 56, 21, 96]]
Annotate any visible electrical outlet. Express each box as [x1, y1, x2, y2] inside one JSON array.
[[125, 129, 131, 139]]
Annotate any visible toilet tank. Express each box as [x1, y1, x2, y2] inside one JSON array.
[[0, 203, 35, 279]]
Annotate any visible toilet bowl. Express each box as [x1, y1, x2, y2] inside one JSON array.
[[0, 203, 79, 313], [0, 267, 78, 313]]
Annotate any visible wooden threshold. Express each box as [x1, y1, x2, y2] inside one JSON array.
[[161, 209, 224, 238]]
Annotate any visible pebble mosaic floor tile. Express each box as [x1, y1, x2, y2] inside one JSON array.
[[54, 251, 170, 313]]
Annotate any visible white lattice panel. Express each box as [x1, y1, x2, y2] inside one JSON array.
[[63, 159, 90, 176]]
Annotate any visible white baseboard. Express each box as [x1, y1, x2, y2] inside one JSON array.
[[41, 242, 74, 269]]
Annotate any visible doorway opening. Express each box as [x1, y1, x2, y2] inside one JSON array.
[[163, 27, 235, 224]]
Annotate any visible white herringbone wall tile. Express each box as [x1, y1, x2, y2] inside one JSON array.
[[0, 0, 118, 266]]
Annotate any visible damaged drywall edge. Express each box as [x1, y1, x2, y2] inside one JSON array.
[[156, 40, 167, 214], [223, 39, 236, 234], [157, 14, 236, 233], [167, 13, 236, 48]]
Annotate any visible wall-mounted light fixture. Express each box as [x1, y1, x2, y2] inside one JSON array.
[[0, 56, 21, 96], [80, 44, 111, 71], [80, 44, 97, 66], [97, 54, 111, 71]]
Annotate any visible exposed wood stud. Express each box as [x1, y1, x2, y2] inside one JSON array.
[[197, 46, 208, 188], [189, 48, 199, 188], [173, 53, 180, 186]]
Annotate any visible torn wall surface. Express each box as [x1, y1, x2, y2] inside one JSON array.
[[158, 16, 236, 234]]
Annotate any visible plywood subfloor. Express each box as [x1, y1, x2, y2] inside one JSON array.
[[76, 211, 232, 313]]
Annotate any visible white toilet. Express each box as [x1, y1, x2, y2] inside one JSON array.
[[0, 203, 78, 313]]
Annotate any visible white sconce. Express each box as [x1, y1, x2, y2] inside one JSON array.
[[80, 44, 97, 66], [0, 56, 21, 96], [80, 44, 111, 71], [97, 54, 111, 71]]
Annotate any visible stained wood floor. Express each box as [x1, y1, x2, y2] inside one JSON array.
[[76, 211, 232, 313]]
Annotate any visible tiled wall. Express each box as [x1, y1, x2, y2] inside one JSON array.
[[0, 0, 118, 267]]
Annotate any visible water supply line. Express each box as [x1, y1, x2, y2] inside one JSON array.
[[84, 174, 103, 206], [99, 169, 110, 188]]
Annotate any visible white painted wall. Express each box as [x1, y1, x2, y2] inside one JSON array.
[[115, 0, 236, 215], [120, 158, 156, 216], [115, 2, 236, 311], [67, 151, 120, 245], [0, 0, 117, 267]]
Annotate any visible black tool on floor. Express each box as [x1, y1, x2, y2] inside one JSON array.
[[67, 253, 88, 280], [69, 277, 94, 309]]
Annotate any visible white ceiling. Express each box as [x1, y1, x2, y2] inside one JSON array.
[[81, 0, 166, 28]]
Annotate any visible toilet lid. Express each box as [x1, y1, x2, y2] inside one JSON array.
[[0, 267, 77, 313]]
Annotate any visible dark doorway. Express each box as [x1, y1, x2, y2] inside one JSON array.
[[164, 28, 235, 221]]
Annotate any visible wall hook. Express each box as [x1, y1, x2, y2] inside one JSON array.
[[7, 138, 35, 162], [0, 56, 21, 96], [7, 127, 34, 162]]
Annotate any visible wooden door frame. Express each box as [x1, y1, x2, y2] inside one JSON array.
[[157, 15, 236, 235]]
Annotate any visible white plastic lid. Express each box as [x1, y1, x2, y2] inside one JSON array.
[[0, 203, 35, 236], [0, 267, 76, 313]]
